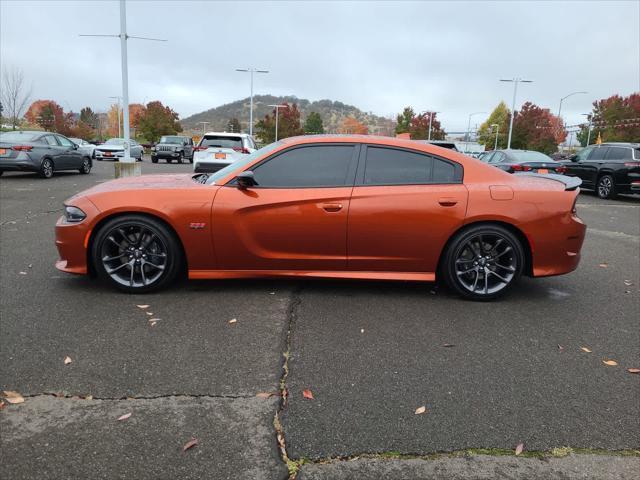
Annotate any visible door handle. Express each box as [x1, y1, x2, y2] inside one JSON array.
[[438, 198, 458, 207], [322, 203, 343, 212]]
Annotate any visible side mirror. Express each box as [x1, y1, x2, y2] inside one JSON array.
[[73, 143, 79, 150], [236, 171, 258, 189], [570, 154, 578, 162]]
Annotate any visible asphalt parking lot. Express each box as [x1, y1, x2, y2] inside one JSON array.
[[1, 159, 639, 479]]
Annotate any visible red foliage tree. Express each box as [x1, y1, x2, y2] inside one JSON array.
[[24, 99, 70, 134], [511, 102, 567, 154], [339, 116, 368, 134]]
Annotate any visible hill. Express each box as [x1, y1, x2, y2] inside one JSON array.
[[180, 95, 395, 135]]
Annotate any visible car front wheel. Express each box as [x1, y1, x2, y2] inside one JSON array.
[[79, 157, 91, 174], [597, 174, 617, 199], [40, 158, 54, 179], [92, 215, 183, 293], [442, 224, 524, 301]]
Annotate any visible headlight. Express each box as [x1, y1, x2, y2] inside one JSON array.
[[151, 146, 156, 152], [64, 205, 86, 223]]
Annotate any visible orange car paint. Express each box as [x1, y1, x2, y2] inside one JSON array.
[[55, 135, 586, 282]]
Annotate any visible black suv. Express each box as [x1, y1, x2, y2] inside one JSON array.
[[151, 135, 194, 164], [564, 143, 640, 199]]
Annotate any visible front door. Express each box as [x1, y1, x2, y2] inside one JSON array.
[[212, 144, 359, 271], [348, 145, 468, 273], [56, 135, 81, 169]]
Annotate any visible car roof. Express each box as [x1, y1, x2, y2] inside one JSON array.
[[0, 130, 46, 136], [598, 142, 639, 147], [202, 131, 249, 137]]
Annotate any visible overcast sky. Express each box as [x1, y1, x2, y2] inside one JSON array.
[[1, 0, 638, 132]]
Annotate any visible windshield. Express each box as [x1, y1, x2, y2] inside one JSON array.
[[205, 141, 282, 185], [199, 135, 243, 149], [509, 150, 553, 163], [106, 138, 125, 145], [160, 136, 184, 144], [0, 132, 41, 142]]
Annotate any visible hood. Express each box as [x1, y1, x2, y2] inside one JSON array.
[[95, 145, 125, 151]]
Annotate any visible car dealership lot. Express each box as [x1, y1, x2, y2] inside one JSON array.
[[1, 161, 638, 479]]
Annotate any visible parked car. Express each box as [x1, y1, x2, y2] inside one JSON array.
[[483, 149, 568, 175], [562, 143, 640, 199], [0, 130, 92, 179], [414, 140, 459, 151], [69, 137, 96, 158], [150, 135, 194, 164], [94, 138, 144, 161], [55, 135, 585, 300], [193, 132, 257, 173]]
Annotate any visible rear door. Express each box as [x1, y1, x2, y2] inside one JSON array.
[[42, 135, 67, 168], [56, 135, 82, 168], [348, 145, 468, 273], [581, 146, 609, 187], [213, 143, 359, 271]]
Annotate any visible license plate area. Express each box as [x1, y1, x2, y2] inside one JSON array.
[[215, 152, 226, 160], [537, 168, 549, 174], [0, 148, 7, 156]]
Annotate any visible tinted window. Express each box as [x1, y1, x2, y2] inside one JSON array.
[[433, 158, 456, 182], [490, 152, 506, 163], [481, 152, 494, 163], [605, 147, 632, 161], [200, 135, 242, 149], [588, 147, 609, 160], [253, 145, 354, 188], [56, 135, 73, 147], [576, 147, 593, 162], [365, 147, 432, 184], [43, 135, 58, 146]]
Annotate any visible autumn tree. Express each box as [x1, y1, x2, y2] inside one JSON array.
[[304, 111, 324, 134], [25, 100, 69, 133], [510, 102, 566, 154], [129, 103, 146, 133], [107, 103, 121, 137], [227, 117, 241, 133], [477, 102, 510, 150], [255, 103, 303, 143], [395, 107, 414, 135], [137, 101, 183, 143], [577, 93, 640, 145], [339, 116, 368, 134], [394, 107, 445, 139], [1, 66, 31, 130]]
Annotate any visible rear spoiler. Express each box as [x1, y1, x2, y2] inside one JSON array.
[[514, 172, 582, 191]]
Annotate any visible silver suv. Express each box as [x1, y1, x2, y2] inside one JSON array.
[[151, 135, 194, 164]]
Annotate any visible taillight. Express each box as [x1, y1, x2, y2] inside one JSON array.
[[624, 162, 640, 167], [12, 145, 33, 151], [511, 165, 532, 171], [194, 146, 208, 151], [556, 166, 567, 174], [571, 196, 578, 214], [232, 147, 250, 154]]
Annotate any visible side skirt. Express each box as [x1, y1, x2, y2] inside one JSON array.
[[188, 270, 436, 282]]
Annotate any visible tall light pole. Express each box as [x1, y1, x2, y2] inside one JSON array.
[[236, 68, 269, 137], [420, 111, 440, 141], [80, 0, 166, 176], [268, 104, 287, 141], [558, 91, 588, 119], [581, 113, 593, 147], [108, 95, 122, 137], [491, 123, 500, 150], [198, 121, 210, 135], [500, 78, 533, 149], [465, 111, 486, 151]]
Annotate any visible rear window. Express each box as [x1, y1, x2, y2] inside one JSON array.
[[0, 132, 41, 142], [588, 147, 608, 160], [508, 150, 553, 163], [605, 146, 632, 161], [159, 136, 185, 144], [199, 135, 243, 149]]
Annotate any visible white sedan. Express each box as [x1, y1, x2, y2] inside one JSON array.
[[69, 138, 96, 158], [94, 138, 144, 161]]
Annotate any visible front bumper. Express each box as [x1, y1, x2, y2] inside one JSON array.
[[95, 150, 124, 160], [55, 199, 100, 275], [152, 150, 182, 160]]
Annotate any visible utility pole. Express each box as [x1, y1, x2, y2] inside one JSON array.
[[492, 123, 500, 150], [108, 96, 122, 137], [500, 78, 533, 149], [581, 113, 593, 146], [80, 0, 166, 177], [199, 121, 210, 135], [236, 68, 269, 136], [466, 111, 486, 151]]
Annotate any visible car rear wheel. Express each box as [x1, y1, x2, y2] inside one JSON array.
[[92, 215, 183, 293], [40, 158, 54, 179], [151, 157, 158, 163], [177, 152, 184, 164], [597, 174, 617, 199], [79, 157, 91, 174], [442, 224, 524, 301]]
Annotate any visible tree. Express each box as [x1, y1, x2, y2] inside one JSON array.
[[107, 104, 121, 137], [71, 121, 95, 140], [1, 66, 32, 130], [477, 102, 510, 150], [304, 111, 324, 134], [79, 107, 97, 128], [577, 93, 640, 145], [129, 103, 146, 134], [25, 100, 69, 133], [255, 103, 303, 143], [227, 117, 241, 133], [394, 107, 445, 139], [510, 102, 566, 154], [339, 116, 368, 134], [137, 101, 183, 143]]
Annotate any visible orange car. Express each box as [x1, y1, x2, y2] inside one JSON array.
[[55, 135, 586, 300]]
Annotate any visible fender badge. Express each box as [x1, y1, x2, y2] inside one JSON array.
[[189, 222, 206, 229]]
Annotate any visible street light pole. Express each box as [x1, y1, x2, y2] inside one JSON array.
[[558, 91, 588, 119], [492, 123, 499, 150], [109, 96, 122, 138], [581, 113, 593, 146], [268, 104, 287, 141], [199, 121, 210, 135], [465, 111, 486, 151], [236, 68, 269, 136], [500, 78, 533, 149]]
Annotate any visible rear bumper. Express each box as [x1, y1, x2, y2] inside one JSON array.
[[194, 162, 232, 173], [531, 213, 586, 277], [0, 155, 39, 172]]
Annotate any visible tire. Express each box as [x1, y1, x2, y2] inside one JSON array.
[[177, 152, 184, 164], [40, 158, 54, 179], [167, 158, 173, 164], [79, 157, 91, 174], [151, 157, 158, 164], [0, 171, 4, 176], [92, 215, 183, 293], [597, 174, 617, 199], [441, 224, 524, 301]]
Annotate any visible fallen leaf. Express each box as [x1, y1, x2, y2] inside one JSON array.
[[415, 406, 427, 415], [146, 312, 153, 316], [598, 263, 608, 268], [627, 368, 640, 374], [148, 318, 160, 322], [360, 328, 365, 333], [624, 280, 633, 286], [442, 343, 455, 348], [302, 389, 314, 400], [19, 271, 27, 275], [64, 356, 72, 365], [269, 292, 276, 295], [580, 347, 592, 353], [558, 344, 564, 351], [3, 391, 25, 404], [117, 412, 132, 421], [228, 318, 237, 324], [150, 321, 157, 327], [136, 304, 150, 309], [256, 392, 274, 398], [0, 401, 5, 410], [603, 360, 618, 366], [515, 443, 524, 455], [28, 264, 33, 269], [85, 395, 93, 400], [182, 438, 198, 452]]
